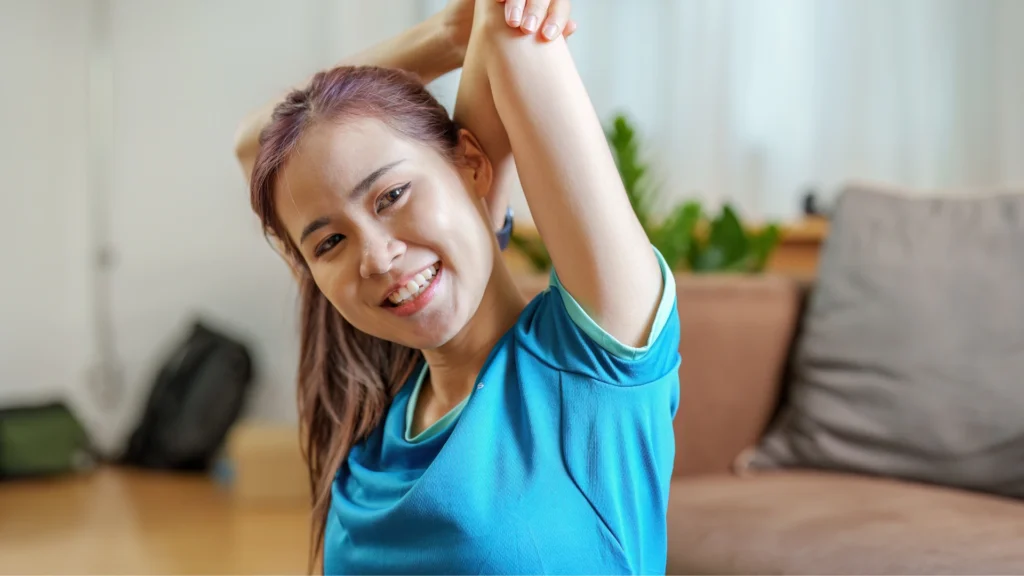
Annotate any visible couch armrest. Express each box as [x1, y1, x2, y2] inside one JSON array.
[[674, 275, 805, 478]]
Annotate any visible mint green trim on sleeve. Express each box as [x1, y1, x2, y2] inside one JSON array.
[[404, 364, 471, 443], [549, 246, 677, 361]]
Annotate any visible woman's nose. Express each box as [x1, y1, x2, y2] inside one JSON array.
[[358, 234, 404, 279]]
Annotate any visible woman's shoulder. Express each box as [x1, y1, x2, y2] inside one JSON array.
[[511, 247, 680, 385]]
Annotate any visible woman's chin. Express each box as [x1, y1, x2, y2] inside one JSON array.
[[402, 322, 465, 351], [366, 311, 463, 352]]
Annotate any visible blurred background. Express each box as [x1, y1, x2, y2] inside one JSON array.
[[1, 0, 1022, 573]]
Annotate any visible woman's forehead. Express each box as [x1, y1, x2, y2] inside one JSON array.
[[284, 118, 412, 188]]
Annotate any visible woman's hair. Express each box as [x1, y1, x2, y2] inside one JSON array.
[[248, 65, 463, 571]]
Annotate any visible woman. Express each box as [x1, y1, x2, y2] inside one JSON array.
[[236, 0, 680, 573]]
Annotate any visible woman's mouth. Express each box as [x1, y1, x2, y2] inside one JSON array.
[[383, 262, 441, 317]]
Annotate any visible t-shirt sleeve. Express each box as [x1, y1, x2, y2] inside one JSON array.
[[521, 244, 681, 384]]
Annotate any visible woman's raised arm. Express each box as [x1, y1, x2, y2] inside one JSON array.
[[232, 12, 462, 185], [233, 0, 575, 234], [467, 0, 664, 348]]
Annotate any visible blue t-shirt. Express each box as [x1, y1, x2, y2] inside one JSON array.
[[324, 247, 681, 574]]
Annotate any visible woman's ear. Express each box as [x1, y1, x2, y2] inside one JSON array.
[[455, 128, 494, 201]]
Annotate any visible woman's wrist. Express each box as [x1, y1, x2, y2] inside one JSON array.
[[410, 11, 470, 81], [344, 14, 463, 85], [435, 8, 471, 69]]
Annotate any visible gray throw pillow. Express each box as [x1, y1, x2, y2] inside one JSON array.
[[748, 184, 1024, 499]]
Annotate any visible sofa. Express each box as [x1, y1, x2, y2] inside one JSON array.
[[660, 274, 1024, 574], [660, 185, 1024, 574], [515, 184, 1024, 573]]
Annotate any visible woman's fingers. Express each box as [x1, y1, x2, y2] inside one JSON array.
[[520, 0, 551, 34], [540, 0, 570, 39], [503, 0, 525, 27], [500, 0, 574, 40]]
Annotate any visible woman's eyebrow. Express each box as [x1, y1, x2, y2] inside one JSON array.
[[349, 159, 405, 201], [299, 216, 331, 245]]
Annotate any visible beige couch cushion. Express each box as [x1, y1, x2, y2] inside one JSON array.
[[751, 185, 1024, 499], [667, 471, 1024, 574]]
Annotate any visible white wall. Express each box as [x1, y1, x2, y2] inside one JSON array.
[[0, 1, 93, 411]]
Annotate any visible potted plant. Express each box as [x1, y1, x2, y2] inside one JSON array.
[[510, 112, 783, 279], [509, 114, 803, 476]]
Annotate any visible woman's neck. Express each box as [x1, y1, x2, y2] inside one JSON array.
[[420, 260, 526, 408]]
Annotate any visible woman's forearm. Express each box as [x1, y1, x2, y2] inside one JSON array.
[[233, 12, 462, 183], [339, 13, 463, 85], [451, 1, 576, 232], [452, 24, 514, 231], [470, 0, 662, 348]]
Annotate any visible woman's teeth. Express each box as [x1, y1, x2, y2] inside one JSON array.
[[388, 263, 439, 305]]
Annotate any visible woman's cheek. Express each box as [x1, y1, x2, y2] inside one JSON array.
[[403, 184, 456, 239], [315, 263, 356, 309]]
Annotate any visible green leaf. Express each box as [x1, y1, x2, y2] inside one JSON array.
[[747, 223, 782, 271], [706, 203, 749, 269], [691, 244, 728, 272], [652, 201, 702, 269]]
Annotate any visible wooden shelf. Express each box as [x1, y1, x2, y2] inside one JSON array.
[[766, 216, 829, 276], [504, 217, 829, 277]]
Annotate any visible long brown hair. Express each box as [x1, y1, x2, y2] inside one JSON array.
[[248, 65, 463, 572]]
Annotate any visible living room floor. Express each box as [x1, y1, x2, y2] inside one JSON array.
[[0, 467, 310, 574]]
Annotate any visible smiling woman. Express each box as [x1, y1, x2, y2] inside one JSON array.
[[263, 109, 503, 351], [234, 0, 679, 573]]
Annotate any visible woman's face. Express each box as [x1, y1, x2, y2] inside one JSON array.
[[274, 117, 496, 350]]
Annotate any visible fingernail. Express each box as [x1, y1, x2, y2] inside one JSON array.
[[542, 23, 559, 39], [507, 6, 522, 25], [522, 14, 539, 32]]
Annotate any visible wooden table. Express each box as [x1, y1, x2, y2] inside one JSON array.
[[0, 467, 310, 574]]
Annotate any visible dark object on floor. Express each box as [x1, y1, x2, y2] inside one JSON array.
[[0, 401, 93, 480], [122, 320, 254, 471]]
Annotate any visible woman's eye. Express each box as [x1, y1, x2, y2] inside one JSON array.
[[377, 183, 411, 212], [314, 233, 344, 257]]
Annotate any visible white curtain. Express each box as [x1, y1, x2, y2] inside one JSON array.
[[429, 0, 1024, 222]]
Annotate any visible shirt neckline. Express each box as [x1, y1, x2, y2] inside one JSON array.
[[403, 363, 472, 443]]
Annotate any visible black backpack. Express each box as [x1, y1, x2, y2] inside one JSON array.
[[121, 319, 254, 471]]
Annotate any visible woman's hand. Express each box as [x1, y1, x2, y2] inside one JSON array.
[[443, 0, 575, 61], [496, 0, 577, 39]]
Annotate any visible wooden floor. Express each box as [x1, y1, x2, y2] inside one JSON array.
[[0, 467, 310, 574]]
